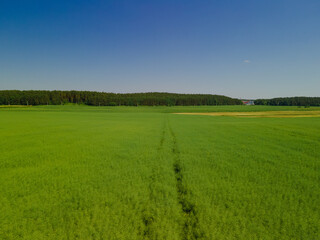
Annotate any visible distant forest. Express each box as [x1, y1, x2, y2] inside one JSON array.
[[0, 90, 242, 106], [255, 97, 320, 106]]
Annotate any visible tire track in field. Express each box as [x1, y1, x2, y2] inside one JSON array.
[[157, 121, 166, 151], [168, 122, 204, 240], [139, 120, 167, 239]]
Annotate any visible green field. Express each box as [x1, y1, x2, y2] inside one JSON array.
[[1, 105, 319, 239]]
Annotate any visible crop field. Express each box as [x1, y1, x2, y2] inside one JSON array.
[[1, 105, 320, 239], [175, 110, 320, 118]]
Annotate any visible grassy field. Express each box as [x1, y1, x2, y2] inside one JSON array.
[[0, 105, 319, 239]]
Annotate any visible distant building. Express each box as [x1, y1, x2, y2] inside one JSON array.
[[241, 100, 255, 105]]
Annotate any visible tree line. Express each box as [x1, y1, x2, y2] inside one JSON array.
[[255, 97, 320, 106], [0, 90, 242, 106]]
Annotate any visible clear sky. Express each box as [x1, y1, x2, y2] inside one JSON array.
[[1, 0, 319, 99]]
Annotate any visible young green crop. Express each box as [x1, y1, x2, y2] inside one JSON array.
[[0, 105, 319, 239]]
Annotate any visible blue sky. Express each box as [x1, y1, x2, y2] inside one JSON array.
[[1, 0, 319, 98]]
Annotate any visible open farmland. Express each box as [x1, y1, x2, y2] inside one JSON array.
[[175, 110, 320, 118], [1, 105, 320, 239]]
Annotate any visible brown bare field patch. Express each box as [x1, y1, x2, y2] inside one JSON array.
[[174, 111, 320, 118]]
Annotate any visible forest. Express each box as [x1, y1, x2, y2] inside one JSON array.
[[254, 97, 320, 106], [0, 90, 242, 106]]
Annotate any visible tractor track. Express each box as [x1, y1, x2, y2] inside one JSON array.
[[139, 121, 167, 239], [168, 122, 204, 240], [139, 119, 203, 239]]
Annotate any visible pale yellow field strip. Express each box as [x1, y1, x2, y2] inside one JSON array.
[[174, 111, 320, 118], [0, 105, 32, 108]]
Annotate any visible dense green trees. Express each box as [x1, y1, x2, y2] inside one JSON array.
[[0, 90, 242, 106], [3, 91, 320, 107], [255, 97, 320, 106]]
